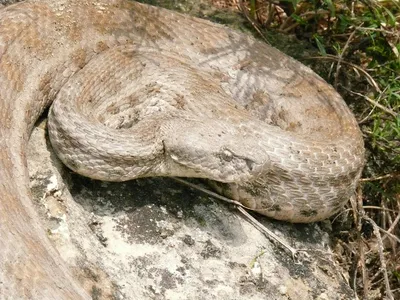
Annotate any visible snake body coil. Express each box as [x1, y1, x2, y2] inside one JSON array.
[[0, 0, 364, 298]]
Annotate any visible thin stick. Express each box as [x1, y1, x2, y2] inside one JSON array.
[[172, 177, 299, 258], [360, 173, 399, 182], [356, 187, 369, 299], [334, 30, 356, 88], [306, 55, 381, 92], [236, 206, 299, 258], [238, 0, 270, 45], [358, 84, 389, 124], [385, 212, 400, 236], [380, 227, 400, 244], [172, 177, 253, 209], [363, 216, 394, 300], [356, 26, 399, 35], [346, 90, 398, 118], [359, 234, 368, 299], [363, 206, 398, 213]]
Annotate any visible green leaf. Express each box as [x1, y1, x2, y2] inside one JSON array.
[[382, 6, 396, 26], [323, 0, 336, 16], [313, 34, 327, 56]]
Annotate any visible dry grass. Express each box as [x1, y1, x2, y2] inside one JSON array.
[[232, 1, 400, 299]]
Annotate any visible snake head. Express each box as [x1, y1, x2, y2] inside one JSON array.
[[161, 118, 270, 183]]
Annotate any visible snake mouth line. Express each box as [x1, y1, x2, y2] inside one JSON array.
[[0, 0, 364, 298]]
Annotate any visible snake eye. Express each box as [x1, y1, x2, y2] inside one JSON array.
[[220, 149, 233, 162]]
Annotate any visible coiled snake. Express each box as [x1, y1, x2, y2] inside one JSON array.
[[0, 0, 364, 298]]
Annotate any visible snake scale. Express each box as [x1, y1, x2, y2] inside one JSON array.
[[0, 0, 364, 298]]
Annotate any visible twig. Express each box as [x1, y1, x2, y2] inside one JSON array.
[[172, 177, 300, 258], [356, 186, 369, 299], [359, 235, 368, 299], [305, 55, 381, 92], [380, 227, 400, 244], [282, 10, 330, 33], [363, 206, 398, 213], [334, 30, 357, 88], [356, 26, 400, 36], [238, 0, 270, 45], [172, 177, 253, 209], [363, 216, 394, 300], [345, 89, 398, 118], [280, 9, 329, 33], [236, 206, 300, 258], [278, 4, 299, 31], [385, 212, 400, 236], [264, 1, 274, 28], [331, 207, 352, 224], [360, 173, 400, 182], [358, 84, 389, 124]]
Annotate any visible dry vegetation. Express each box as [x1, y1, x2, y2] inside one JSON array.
[[213, 1, 399, 299], [4, 0, 397, 298], [142, 0, 399, 298]]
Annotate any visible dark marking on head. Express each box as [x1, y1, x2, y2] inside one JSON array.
[[300, 209, 318, 217], [267, 204, 281, 212]]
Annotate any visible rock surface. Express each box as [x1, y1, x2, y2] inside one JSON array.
[[28, 120, 355, 299], [0, 0, 355, 298]]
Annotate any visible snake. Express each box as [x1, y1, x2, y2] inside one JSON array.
[[0, 0, 365, 298]]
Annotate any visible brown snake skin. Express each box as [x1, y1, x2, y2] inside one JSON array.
[[0, 0, 364, 298]]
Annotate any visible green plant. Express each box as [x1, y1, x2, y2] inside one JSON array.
[[238, 1, 399, 298]]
